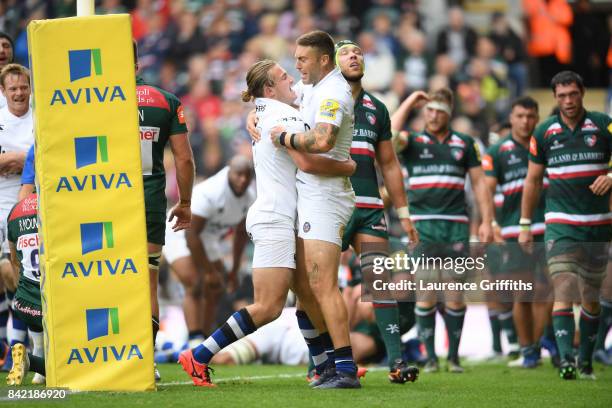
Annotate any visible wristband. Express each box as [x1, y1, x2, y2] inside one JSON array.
[[290, 133, 297, 149], [607, 172, 612, 179], [279, 132, 287, 146], [491, 220, 499, 228], [519, 217, 531, 226], [396, 206, 410, 219], [519, 224, 531, 232], [179, 199, 191, 207]]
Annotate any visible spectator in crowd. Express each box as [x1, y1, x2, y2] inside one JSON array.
[[489, 11, 528, 98], [435, 6, 478, 69], [396, 29, 432, 92], [522, 0, 573, 86], [359, 31, 394, 92]]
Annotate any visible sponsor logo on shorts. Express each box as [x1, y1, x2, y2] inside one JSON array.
[[303, 222, 311, 233]]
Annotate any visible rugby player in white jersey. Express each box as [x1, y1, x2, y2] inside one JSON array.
[[0, 64, 33, 369], [264, 31, 359, 388], [163, 157, 255, 346], [179, 59, 356, 387]]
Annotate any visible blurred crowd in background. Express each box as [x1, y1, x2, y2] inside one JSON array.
[[2, 0, 612, 184]]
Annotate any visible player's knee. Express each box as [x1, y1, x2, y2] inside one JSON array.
[[148, 252, 161, 272], [252, 299, 284, 324], [552, 272, 578, 301]]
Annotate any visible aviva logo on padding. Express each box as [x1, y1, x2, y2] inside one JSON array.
[[67, 307, 143, 365], [50, 49, 126, 106], [54, 137, 132, 192], [86, 307, 119, 340], [69, 49, 102, 82], [80, 222, 114, 254], [75, 136, 108, 168]]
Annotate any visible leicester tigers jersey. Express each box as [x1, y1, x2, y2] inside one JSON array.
[[349, 90, 391, 209], [399, 129, 481, 222], [7, 193, 39, 283], [484, 135, 547, 239], [529, 111, 612, 242]]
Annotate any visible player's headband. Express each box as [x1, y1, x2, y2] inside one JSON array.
[[334, 40, 363, 70], [425, 101, 452, 115]]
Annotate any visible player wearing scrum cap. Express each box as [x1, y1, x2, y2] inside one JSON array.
[[334, 39, 419, 384], [392, 88, 494, 373]]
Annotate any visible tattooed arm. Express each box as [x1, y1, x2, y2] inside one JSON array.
[[271, 122, 339, 153]]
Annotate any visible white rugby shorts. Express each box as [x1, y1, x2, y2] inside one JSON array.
[[296, 184, 355, 247], [162, 220, 222, 265], [247, 214, 296, 269]]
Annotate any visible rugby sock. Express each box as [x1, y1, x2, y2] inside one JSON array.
[[373, 301, 402, 369], [594, 300, 612, 352], [188, 330, 205, 341], [488, 309, 502, 353], [445, 307, 466, 361], [0, 292, 8, 344], [8, 313, 27, 346], [415, 305, 437, 360], [578, 307, 600, 365], [320, 331, 335, 365], [296, 310, 327, 374], [30, 330, 44, 359], [498, 309, 519, 349], [334, 346, 356, 374], [152, 316, 160, 346], [398, 301, 416, 332], [29, 354, 45, 375], [552, 308, 575, 360], [193, 308, 256, 364]]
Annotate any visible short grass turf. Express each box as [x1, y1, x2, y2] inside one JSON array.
[[0, 360, 611, 408]]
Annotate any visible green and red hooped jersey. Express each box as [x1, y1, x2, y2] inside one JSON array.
[[7, 193, 39, 284], [529, 111, 611, 242]]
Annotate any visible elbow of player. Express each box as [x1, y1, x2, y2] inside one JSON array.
[[316, 140, 334, 153]]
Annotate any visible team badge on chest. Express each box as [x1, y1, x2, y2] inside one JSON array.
[[451, 148, 464, 161], [584, 134, 597, 147], [365, 112, 376, 125]]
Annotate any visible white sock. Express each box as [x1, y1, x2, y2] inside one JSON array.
[[30, 330, 44, 358]]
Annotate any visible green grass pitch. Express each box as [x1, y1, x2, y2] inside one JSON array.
[[1, 361, 611, 407]]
